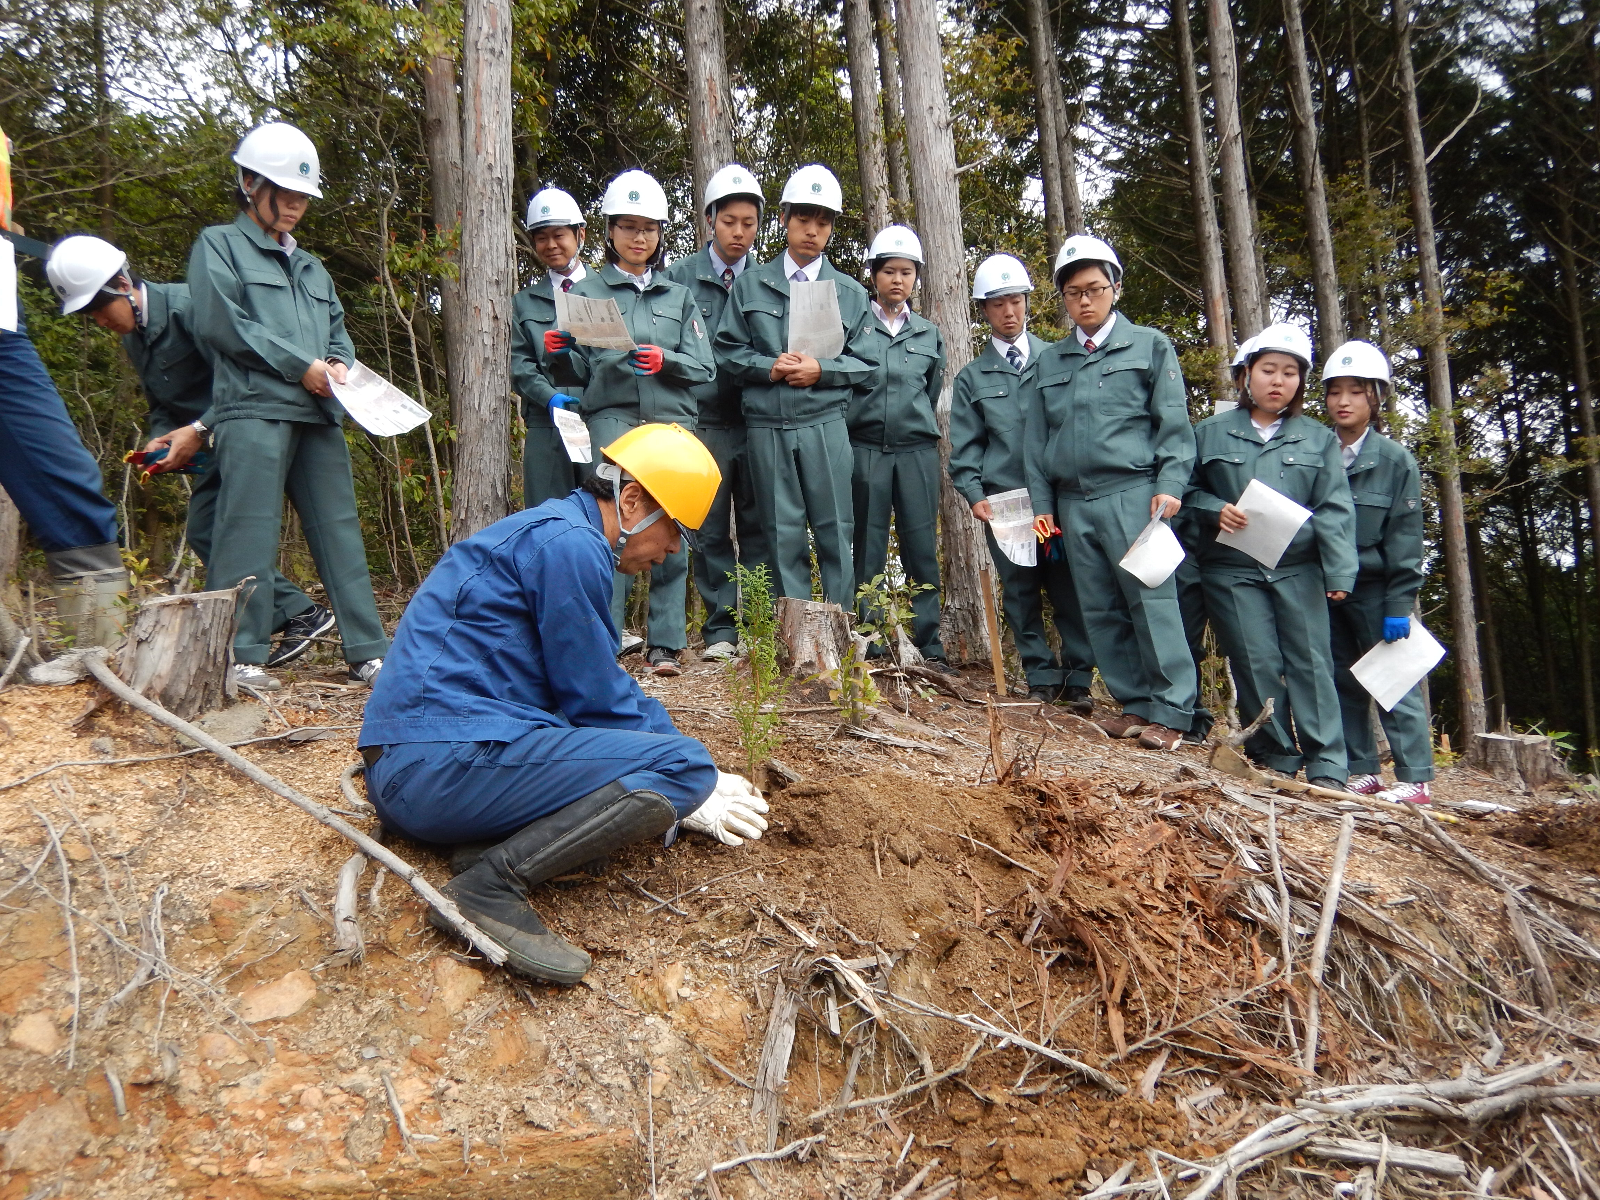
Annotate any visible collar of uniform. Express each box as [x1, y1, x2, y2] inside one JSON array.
[[550, 261, 586, 290], [782, 251, 823, 283], [138, 282, 167, 338], [873, 299, 910, 336], [1075, 311, 1116, 348], [232, 211, 297, 260], [1062, 313, 1130, 358], [990, 332, 1028, 367], [707, 243, 746, 280], [600, 262, 659, 291]]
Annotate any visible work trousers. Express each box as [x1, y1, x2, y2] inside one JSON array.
[[209, 419, 389, 665], [1055, 485, 1196, 731], [1202, 566, 1347, 782], [523, 419, 580, 510], [987, 526, 1093, 691], [1174, 556, 1215, 740], [186, 464, 315, 633], [587, 410, 688, 651], [1330, 582, 1434, 782], [747, 419, 855, 606], [694, 424, 770, 648], [851, 443, 944, 657], [0, 324, 119, 553], [363, 726, 718, 844]]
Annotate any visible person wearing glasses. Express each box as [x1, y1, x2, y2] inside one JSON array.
[[544, 170, 716, 677], [1023, 235, 1199, 751]]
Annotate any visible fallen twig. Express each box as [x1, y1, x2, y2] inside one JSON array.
[[1303, 813, 1354, 1074], [924, 823, 1047, 878], [33, 810, 81, 1068], [81, 652, 507, 965], [381, 1069, 416, 1159], [621, 873, 688, 916], [1304, 1137, 1464, 1176], [805, 1038, 985, 1121], [0, 634, 32, 691], [752, 978, 801, 1151], [332, 852, 366, 963], [688, 1134, 825, 1184], [889, 1158, 940, 1200], [841, 724, 951, 757]]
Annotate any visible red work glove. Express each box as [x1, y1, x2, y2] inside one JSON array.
[[631, 344, 665, 376], [544, 329, 576, 355]]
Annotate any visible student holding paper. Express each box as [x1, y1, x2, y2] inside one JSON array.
[[549, 170, 715, 677], [950, 253, 1094, 709], [713, 164, 879, 607], [186, 122, 388, 689], [1023, 235, 1198, 750], [1322, 341, 1433, 804], [512, 186, 588, 509], [848, 225, 951, 665], [1185, 323, 1357, 788]]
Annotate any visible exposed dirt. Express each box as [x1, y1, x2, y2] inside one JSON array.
[[0, 646, 1596, 1199]]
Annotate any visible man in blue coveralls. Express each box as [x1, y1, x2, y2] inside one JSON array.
[[359, 423, 771, 985]]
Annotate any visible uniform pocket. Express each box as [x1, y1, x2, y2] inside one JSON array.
[[1352, 489, 1393, 546], [1097, 358, 1151, 412], [979, 385, 1018, 432]]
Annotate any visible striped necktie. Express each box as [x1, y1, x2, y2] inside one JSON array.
[[722, 267, 734, 289], [1006, 346, 1022, 371]]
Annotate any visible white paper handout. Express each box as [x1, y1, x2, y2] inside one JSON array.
[[985, 488, 1037, 568], [787, 279, 845, 360], [551, 406, 592, 463], [1350, 618, 1446, 711], [1119, 517, 1186, 587], [0, 239, 16, 333], [1214, 478, 1313, 569], [328, 361, 432, 437], [558, 294, 637, 352]]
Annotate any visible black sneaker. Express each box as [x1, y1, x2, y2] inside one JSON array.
[[1028, 684, 1060, 704], [1059, 685, 1093, 716], [266, 604, 336, 668]]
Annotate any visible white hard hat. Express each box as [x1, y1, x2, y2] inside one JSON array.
[[233, 121, 323, 198], [1230, 334, 1257, 371], [780, 164, 844, 213], [601, 170, 670, 222], [1321, 339, 1391, 388], [1249, 322, 1315, 369], [1053, 234, 1122, 286], [972, 254, 1033, 300], [46, 235, 129, 315], [867, 224, 923, 265], [526, 187, 585, 230], [704, 164, 764, 218]]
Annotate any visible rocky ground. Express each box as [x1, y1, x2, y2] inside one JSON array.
[[0, 640, 1596, 1199]]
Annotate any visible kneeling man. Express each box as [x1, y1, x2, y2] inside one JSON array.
[[358, 424, 769, 984]]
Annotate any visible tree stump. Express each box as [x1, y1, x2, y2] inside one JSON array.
[[117, 586, 245, 719], [776, 597, 851, 676], [1467, 732, 1573, 791]]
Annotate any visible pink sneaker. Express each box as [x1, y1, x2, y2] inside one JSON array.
[[1379, 780, 1431, 805], [1346, 773, 1386, 795]]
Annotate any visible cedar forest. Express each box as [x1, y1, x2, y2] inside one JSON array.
[[4, 0, 1600, 767]]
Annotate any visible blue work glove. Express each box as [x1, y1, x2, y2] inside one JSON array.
[[543, 329, 576, 356], [547, 393, 580, 413], [1383, 617, 1411, 643]]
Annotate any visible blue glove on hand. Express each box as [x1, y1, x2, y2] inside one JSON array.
[[548, 393, 579, 413], [1383, 617, 1411, 643]]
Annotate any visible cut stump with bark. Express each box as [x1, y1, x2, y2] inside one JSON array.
[[777, 598, 851, 676], [117, 587, 244, 720], [1467, 732, 1572, 791]]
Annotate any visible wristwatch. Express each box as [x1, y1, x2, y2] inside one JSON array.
[[190, 418, 210, 445]]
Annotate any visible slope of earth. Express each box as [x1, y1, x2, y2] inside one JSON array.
[[0, 652, 1596, 1200]]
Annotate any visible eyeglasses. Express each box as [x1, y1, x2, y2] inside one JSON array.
[[1062, 284, 1114, 302]]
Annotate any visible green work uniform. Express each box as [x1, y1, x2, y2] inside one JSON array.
[[849, 306, 946, 656], [661, 247, 771, 649], [950, 334, 1094, 690], [187, 213, 389, 666], [1022, 316, 1198, 731], [1329, 429, 1433, 782], [713, 254, 880, 606], [123, 282, 315, 633], [566, 264, 715, 651], [1186, 407, 1358, 780], [510, 270, 584, 508]]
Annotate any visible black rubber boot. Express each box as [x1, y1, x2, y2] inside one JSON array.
[[447, 841, 498, 876], [1060, 685, 1094, 716], [432, 783, 678, 985]]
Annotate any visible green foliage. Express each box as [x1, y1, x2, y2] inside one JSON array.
[[825, 636, 880, 729], [723, 564, 791, 778], [853, 569, 930, 662]]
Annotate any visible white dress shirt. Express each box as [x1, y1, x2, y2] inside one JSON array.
[[549, 261, 587, 291], [708, 245, 746, 280], [992, 334, 1029, 368], [1075, 312, 1116, 349], [1340, 427, 1370, 468], [783, 252, 822, 283], [873, 300, 907, 336], [1251, 414, 1285, 442]]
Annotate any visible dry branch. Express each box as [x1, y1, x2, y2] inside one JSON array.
[[332, 852, 366, 963], [80, 651, 507, 965], [752, 977, 801, 1152], [688, 1134, 825, 1184]]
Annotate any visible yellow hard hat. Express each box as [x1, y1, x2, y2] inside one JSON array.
[[601, 423, 722, 530]]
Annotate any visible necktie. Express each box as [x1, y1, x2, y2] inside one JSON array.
[[792, 270, 807, 283], [1005, 346, 1022, 371], [1084, 338, 1096, 353], [722, 267, 734, 289], [561, 277, 572, 293]]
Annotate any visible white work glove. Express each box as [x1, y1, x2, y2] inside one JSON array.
[[681, 772, 770, 846]]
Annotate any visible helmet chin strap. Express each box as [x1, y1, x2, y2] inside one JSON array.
[[597, 462, 666, 569]]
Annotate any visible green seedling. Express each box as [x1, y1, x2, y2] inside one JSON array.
[[724, 564, 792, 779]]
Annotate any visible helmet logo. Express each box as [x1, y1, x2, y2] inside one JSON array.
[[1065, 246, 1077, 256], [1001, 271, 1010, 281], [811, 181, 822, 193], [732, 175, 743, 184], [299, 161, 310, 176], [1342, 355, 1352, 365], [628, 189, 640, 202]]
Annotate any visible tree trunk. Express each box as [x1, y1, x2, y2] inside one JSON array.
[[844, 0, 893, 236], [118, 587, 245, 720], [1025, 0, 1084, 250], [895, 0, 986, 663], [1282, 0, 1345, 353], [453, 0, 516, 541], [1467, 518, 1505, 731], [92, 0, 114, 241], [0, 491, 20, 593], [777, 597, 850, 675], [1467, 732, 1572, 791], [1393, 0, 1485, 743], [1574, 500, 1599, 768], [1174, 0, 1234, 393], [683, 0, 736, 244], [1557, 194, 1600, 592], [420, 0, 466, 433], [1206, 0, 1269, 335], [874, 0, 912, 217]]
